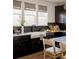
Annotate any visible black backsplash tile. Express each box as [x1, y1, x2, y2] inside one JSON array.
[[13, 23, 66, 33], [24, 26, 48, 33], [24, 26, 32, 33]]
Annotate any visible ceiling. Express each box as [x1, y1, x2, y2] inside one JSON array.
[[43, 0, 66, 4], [16, 0, 65, 5]]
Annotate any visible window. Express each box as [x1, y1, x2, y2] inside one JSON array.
[[24, 2, 36, 26], [13, 1, 48, 26], [38, 5, 48, 26], [24, 10, 36, 26], [13, 14, 21, 26], [13, 1, 22, 26], [38, 12, 48, 26]]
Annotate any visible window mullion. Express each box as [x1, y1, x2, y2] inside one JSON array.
[[21, 1, 25, 34], [36, 4, 38, 26]]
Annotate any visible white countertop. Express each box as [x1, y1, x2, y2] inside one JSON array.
[[13, 30, 66, 38], [13, 31, 46, 38]]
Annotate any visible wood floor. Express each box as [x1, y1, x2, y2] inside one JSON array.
[[16, 51, 50, 59]]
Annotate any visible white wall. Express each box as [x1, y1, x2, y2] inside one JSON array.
[[48, 3, 55, 23], [18, 0, 55, 23]]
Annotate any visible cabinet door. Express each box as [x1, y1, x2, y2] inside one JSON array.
[[13, 36, 22, 58], [55, 5, 66, 23], [13, 36, 21, 52], [13, 35, 31, 58], [31, 38, 43, 52], [20, 35, 32, 52]]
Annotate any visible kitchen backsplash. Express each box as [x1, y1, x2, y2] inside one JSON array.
[[13, 23, 66, 34]]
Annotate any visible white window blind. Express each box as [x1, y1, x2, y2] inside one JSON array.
[[38, 5, 47, 12], [13, 0, 21, 9], [25, 2, 36, 11]]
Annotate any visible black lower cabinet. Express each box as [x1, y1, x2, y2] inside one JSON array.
[[13, 35, 32, 58], [31, 38, 43, 53], [13, 35, 43, 59]]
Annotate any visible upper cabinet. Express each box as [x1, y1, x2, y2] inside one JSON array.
[[55, 5, 66, 23]]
